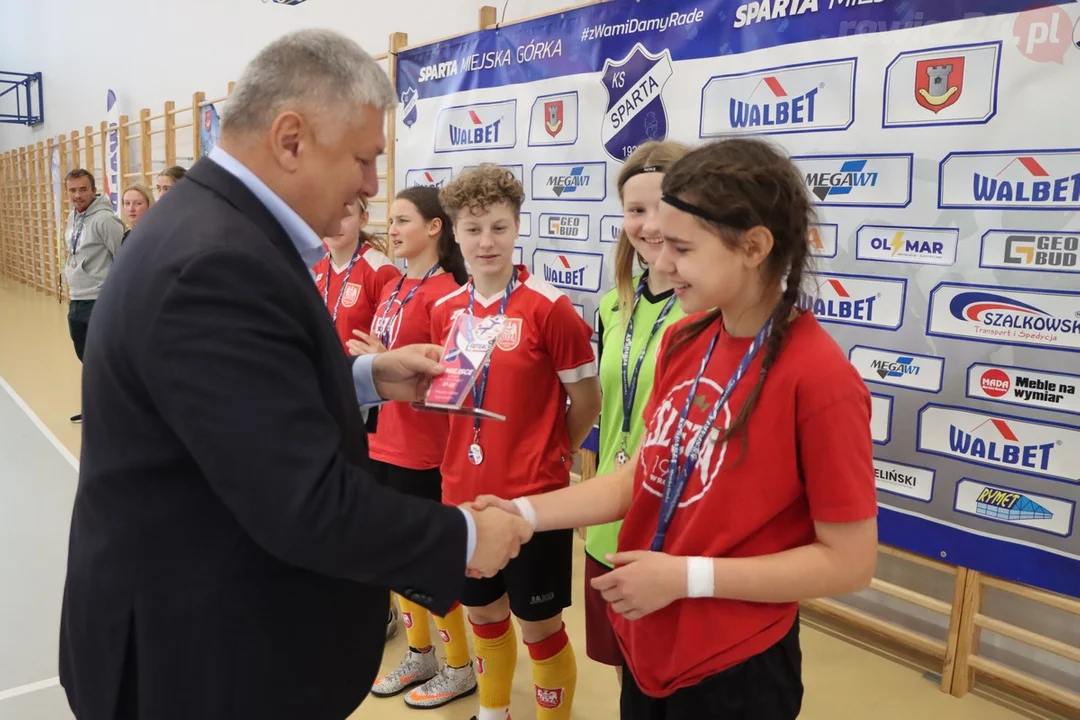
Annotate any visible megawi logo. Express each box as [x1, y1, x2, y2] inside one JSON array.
[[700, 57, 856, 138], [400, 87, 418, 128], [954, 479, 1073, 537], [926, 284, 1080, 352], [849, 346, 944, 393], [882, 42, 1000, 128], [600, 43, 672, 162], [539, 213, 589, 242], [405, 168, 452, 188], [979, 230, 1080, 273], [799, 273, 906, 330], [531, 162, 607, 202], [967, 363, 1080, 416], [938, 150, 1080, 211], [532, 249, 603, 293], [793, 153, 912, 207], [434, 100, 516, 153], [918, 405, 1078, 484], [855, 225, 958, 266]]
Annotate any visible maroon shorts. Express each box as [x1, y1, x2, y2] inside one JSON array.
[[584, 553, 624, 667]]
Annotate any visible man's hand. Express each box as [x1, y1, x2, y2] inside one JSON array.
[[465, 505, 534, 579], [591, 551, 687, 621], [371, 344, 444, 402]]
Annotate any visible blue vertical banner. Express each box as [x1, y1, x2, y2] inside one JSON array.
[[105, 90, 121, 212], [200, 104, 220, 158], [395, 0, 1080, 599]]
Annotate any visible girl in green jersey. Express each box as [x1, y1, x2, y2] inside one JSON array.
[[585, 141, 688, 682]]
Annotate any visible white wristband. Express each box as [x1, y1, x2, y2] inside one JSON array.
[[686, 557, 715, 599], [511, 497, 539, 531]]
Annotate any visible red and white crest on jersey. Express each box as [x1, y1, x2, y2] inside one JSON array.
[[401, 612, 413, 629], [341, 282, 362, 308], [438, 628, 451, 644], [535, 686, 564, 709], [495, 317, 523, 352], [476, 657, 486, 675]]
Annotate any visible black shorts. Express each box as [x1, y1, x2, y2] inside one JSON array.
[[460, 528, 573, 623], [369, 460, 442, 502], [620, 616, 803, 720]]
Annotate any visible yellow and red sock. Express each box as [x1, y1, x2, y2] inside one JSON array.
[[470, 614, 517, 718], [397, 596, 432, 651], [527, 623, 576, 719], [433, 603, 470, 668]]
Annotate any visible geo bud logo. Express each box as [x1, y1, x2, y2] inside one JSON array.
[[799, 273, 906, 330], [979, 230, 1080, 274], [938, 150, 1080, 211], [926, 284, 1080, 352], [539, 213, 589, 241], [918, 405, 1078, 484]]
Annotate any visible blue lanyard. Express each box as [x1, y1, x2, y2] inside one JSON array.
[[468, 266, 518, 432], [376, 264, 440, 348], [321, 249, 362, 323], [651, 310, 776, 552], [620, 273, 677, 440]]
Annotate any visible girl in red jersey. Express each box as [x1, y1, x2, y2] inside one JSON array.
[[353, 187, 478, 710], [430, 165, 602, 720], [474, 138, 879, 719], [312, 196, 401, 351]]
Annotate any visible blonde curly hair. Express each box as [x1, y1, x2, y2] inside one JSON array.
[[439, 164, 525, 220]]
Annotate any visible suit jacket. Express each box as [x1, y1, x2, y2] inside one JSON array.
[[59, 158, 467, 720]]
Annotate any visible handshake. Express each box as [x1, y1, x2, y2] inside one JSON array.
[[461, 495, 534, 579]]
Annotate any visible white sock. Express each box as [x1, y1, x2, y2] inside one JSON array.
[[477, 707, 510, 720]]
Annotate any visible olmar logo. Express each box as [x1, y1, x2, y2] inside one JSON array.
[[948, 417, 1055, 472], [730, 74, 819, 130], [976, 486, 1053, 522], [806, 159, 877, 201], [915, 56, 964, 113], [879, 231, 941, 258]]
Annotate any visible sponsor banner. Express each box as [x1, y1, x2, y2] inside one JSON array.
[[800, 272, 907, 331], [925, 283, 1080, 353], [918, 404, 1080, 485], [792, 153, 913, 208], [849, 346, 945, 393], [875, 458, 935, 503], [531, 162, 607, 202], [434, 100, 517, 153], [938, 149, 1080, 211], [809, 223, 838, 258], [978, 229, 1080, 274], [532, 249, 604, 293], [600, 215, 622, 244], [539, 213, 589, 242], [405, 167, 453, 188], [855, 225, 958, 266], [601, 43, 674, 162], [200, 103, 220, 159], [966, 363, 1080, 416], [954, 479, 1074, 538], [105, 90, 121, 212], [700, 57, 857, 138], [529, 91, 579, 147], [882, 41, 1001, 129], [520, 213, 532, 237], [871, 393, 893, 445]]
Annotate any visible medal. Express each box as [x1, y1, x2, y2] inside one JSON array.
[[650, 309, 778, 552], [614, 448, 629, 467], [466, 267, 518, 461], [375, 264, 440, 348], [468, 442, 484, 466]]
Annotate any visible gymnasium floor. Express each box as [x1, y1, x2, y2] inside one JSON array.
[[0, 276, 1037, 720]]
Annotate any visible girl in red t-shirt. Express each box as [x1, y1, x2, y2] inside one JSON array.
[[474, 138, 879, 719], [311, 195, 401, 351], [350, 187, 478, 710]]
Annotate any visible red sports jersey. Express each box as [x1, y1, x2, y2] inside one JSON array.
[[612, 311, 877, 698], [368, 271, 462, 470], [312, 243, 401, 350], [429, 266, 596, 506]]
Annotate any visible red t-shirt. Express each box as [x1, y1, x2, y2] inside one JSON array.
[[312, 243, 401, 349], [368, 271, 462, 470], [429, 266, 596, 506], [613, 311, 877, 698]]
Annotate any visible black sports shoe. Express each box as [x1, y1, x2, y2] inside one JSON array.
[[70, 413, 83, 423]]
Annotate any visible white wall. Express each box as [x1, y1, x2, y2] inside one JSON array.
[[0, 0, 586, 152]]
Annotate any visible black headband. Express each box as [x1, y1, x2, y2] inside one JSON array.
[[661, 192, 754, 230], [624, 164, 663, 182]]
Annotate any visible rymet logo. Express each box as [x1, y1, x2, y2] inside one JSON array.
[[435, 100, 516, 154], [600, 43, 673, 162], [954, 480, 1073, 537], [938, 150, 1080, 211], [700, 58, 856, 138], [799, 273, 906, 330]]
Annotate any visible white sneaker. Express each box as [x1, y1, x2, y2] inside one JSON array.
[[405, 662, 478, 709], [371, 647, 438, 698], [385, 606, 399, 642]]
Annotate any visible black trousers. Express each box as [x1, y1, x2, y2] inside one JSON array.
[[621, 616, 803, 720], [67, 300, 96, 362]]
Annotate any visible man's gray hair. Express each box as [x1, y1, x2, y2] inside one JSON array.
[[221, 29, 395, 141]]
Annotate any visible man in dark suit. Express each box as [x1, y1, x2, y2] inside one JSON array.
[[59, 29, 531, 720]]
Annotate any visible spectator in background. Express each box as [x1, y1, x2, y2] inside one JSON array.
[[63, 168, 125, 423], [154, 165, 187, 199], [121, 184, 154, 243]]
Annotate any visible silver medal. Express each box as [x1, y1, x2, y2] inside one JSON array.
[[468, 443, 485, 465], [615, 449, 629, 467]]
